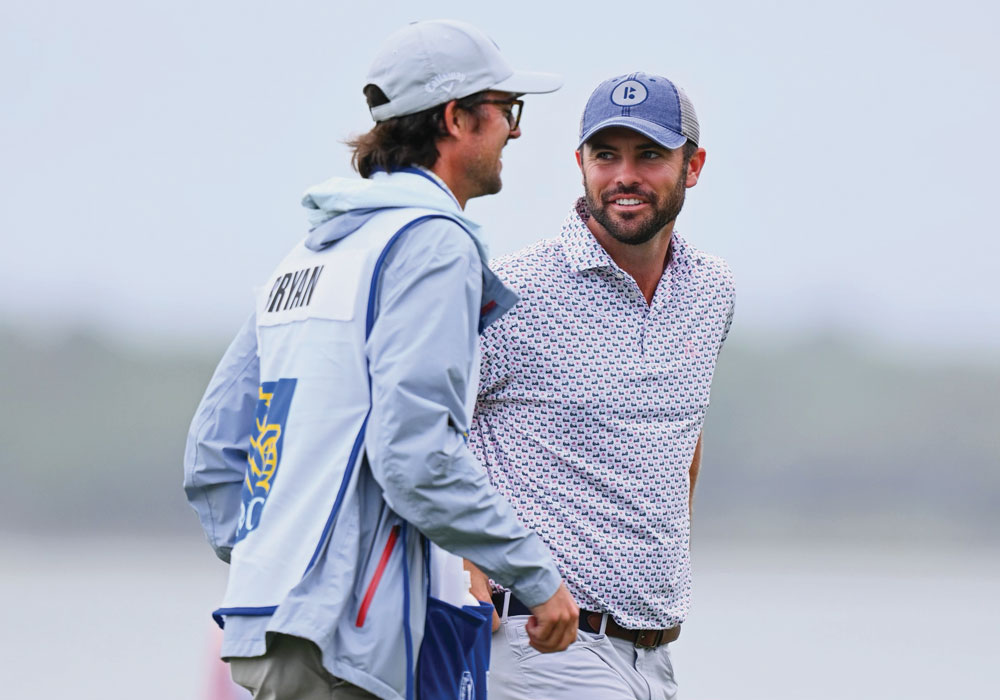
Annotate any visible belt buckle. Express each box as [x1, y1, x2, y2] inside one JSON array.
[[633, 628, 663, 649]]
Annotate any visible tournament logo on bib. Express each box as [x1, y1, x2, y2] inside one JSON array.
[[458, 671, 474, 700], [235, 378, 297, 542], [610, 79, 648, 107]]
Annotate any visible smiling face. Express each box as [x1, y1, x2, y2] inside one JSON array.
[[578, 127, 702, 246]]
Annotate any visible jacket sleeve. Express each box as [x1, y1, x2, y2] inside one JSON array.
[[364, 219, 562, 609], [183, 313, 259, 563]]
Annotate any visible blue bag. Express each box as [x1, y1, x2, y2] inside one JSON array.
[[417, 597, 494, 700]]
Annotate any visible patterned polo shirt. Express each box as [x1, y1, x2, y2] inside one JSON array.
[[469, 199, 735, 629]]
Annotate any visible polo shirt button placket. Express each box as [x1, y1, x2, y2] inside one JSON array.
[[633, 288, 649, 355]]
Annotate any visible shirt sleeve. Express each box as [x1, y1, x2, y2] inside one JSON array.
[[364, 219, 562, 608], [183, 313, 259, 563], [474, 311, 511, 401], [720, 263, 736, 345]]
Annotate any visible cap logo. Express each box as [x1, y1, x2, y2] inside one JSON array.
[[425, 72, 467, 94], [610, 80, 648, 107]]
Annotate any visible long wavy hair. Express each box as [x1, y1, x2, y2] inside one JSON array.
[[347, 86, 485, 178]]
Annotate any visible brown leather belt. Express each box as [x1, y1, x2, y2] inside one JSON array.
[[491, 591, 680, 649], [584, 611, 681, 648]]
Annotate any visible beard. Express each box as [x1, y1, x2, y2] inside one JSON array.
[[584, 168, 688, 246], [470, 166, 502, 197], [463, 142, 504, 198]]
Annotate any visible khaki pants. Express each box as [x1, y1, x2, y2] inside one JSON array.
[[489, 615, 678, 700], [229, 634, 378, 700]]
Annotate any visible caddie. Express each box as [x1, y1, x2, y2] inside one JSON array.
[[183, 19, 578, 700]]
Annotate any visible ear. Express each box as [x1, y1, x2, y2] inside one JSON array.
[[441, 100, 463, 139], [442, 99, 481, 141], [575, 149, 587, 188], [684, 147, 707, 188]]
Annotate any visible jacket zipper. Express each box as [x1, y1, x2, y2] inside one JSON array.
[[355, 524, 401, 627]]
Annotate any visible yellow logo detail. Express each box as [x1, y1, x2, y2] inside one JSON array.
[[247, 386, 282, 494]]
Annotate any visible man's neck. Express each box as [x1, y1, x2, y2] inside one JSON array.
[[585, 216, 674, 306], [429, 162, 468, 209]]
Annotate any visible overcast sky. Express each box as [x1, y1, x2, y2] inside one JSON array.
[[2, 0, 998, 354]]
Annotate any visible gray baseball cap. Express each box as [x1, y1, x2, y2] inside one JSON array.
[[578, 72, 700, 150], [365, 19, 562, 122]]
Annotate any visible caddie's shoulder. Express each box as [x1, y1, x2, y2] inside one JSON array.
[[390, 214, 481, 266]]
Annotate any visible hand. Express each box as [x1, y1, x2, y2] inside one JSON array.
[[526, 583, 578, 653], [463, 560, 501, 632]]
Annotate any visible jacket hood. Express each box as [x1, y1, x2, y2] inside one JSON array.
[[301, 168, 485, 253]]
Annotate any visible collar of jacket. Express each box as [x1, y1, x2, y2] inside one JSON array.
[[301, 168, 489, 254]]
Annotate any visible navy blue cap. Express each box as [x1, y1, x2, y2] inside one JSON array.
[[578, 72, 700, 150]]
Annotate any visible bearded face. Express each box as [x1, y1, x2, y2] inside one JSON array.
[[583, 162, 688, 246]]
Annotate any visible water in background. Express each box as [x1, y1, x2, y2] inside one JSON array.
[[3, 534, 996, 699], [676, 540, 1000, 699]]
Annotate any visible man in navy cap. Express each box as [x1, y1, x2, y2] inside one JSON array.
[[467, 72, 736, 699], [184, 19, 578, 700]]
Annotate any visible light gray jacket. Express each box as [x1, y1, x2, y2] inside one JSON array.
[[183, 168, 562, 699]]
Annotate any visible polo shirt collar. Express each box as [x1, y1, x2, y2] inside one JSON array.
[[560, 198, 618, 272], [560, 197, 689, 273]]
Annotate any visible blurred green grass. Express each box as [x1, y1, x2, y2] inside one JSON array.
[[2, 325, 997, 541]]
